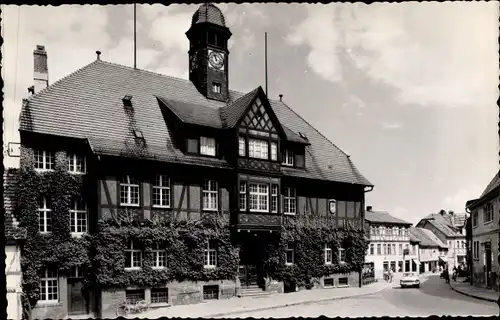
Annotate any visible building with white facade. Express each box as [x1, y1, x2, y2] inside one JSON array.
[[4, 169, 27, 320], [416, 211, 467, 272], [466, 172, 500, 291], [410, 227, 448, 274], [364, 207, 417, 279]]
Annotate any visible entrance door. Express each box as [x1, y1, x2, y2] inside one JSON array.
[[486, 246, 492, 288], [68, 278, 88, 315], [239, 265, 259, 287]]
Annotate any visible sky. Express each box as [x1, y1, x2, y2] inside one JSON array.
[[2, 3, 499, 225]]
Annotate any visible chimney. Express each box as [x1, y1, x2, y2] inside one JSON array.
[[279, 94, 283, 101], [33, 45, 48, 93], [366, 206, 372, 212]]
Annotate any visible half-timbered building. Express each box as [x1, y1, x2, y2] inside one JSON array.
[[15, 4, 373, 318]]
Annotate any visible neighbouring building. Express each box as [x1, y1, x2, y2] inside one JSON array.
[[410, 227, 448, 274], [364, 207, 418, 279], [416, 210, 467, 272], [466, 172, 500, 291], [4, 169, 27, 320], [13, 4, 373, 319]]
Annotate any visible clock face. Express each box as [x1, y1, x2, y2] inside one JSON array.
[[208, 50, 224, 70]]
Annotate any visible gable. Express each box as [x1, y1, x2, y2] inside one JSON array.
[[240, 96, 276, 133]]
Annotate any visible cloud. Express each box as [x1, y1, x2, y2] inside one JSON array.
[[442, 185, 484, 213], [286, 2, 499, 107], [382, 122, 402, 130]]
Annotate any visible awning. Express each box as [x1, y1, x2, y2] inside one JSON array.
[[438, 257, 446, 262], [412, 258, 421, 265]]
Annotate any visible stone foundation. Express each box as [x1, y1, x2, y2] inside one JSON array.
[[263, 277, 284, 293], [100, 279, 237, 318], [294, 271, 360, 291]]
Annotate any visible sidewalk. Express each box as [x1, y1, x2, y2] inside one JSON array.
[[450, 277, 498, 303], [137, 280, 393, 318]]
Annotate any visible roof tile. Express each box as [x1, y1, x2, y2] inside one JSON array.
[[365, 210, 412, 225], [20, 60, 372, 186]]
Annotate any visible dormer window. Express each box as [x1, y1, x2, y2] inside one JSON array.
[[282, 149, 294, 166], [212, 83, 221, 94], [248, 138, 268, 160], [200, 136, 216, 156]]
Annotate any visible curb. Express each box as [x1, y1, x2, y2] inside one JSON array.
[[449, 283, 497, 303], [203, 283, 393, 318]]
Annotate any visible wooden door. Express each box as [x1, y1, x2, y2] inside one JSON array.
[[68, 279, 88, 315]]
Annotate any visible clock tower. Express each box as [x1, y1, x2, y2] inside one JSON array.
[[186, 3, 232, 102]]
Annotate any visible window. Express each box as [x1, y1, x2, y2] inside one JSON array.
[[39, 268, 58, 302], [153, 175, 170, 208], [67, 153, 86, 173], [325, 243, 332, 264], [203, 180, 218, 211], [370, 244, 374, 255], [200, 136, 216, 156], [282, 149, 294, 166], [203, 285, 219, 300], [392, 244, 396, 255], [153, 244, 167, 269], [338, 277, 348, 286], [283, 187, 296, 215], [38, 197, 52, 233], [399, 244, 403, 255], [270, 142, 277, 161], [238, 136, 246, 156], [70, 198, 87, 235], [249, 183, 269, 212], [484, 203, 493, 223], [239, 182, 247, 211], [34, 150, 55, 171], [125, 289, 145, 305], [120, 175, 140, 206], [125, 241, 142, 269], [248, 138, 269, 160], [338, 248, 346, 263], [324, 278, 334, 287], [473, 241, 479, 259], [271, 184, 278, 213], [398, 228, 403, 236], [377, 244, 381, 255], [285, 243, 294, 265], [387, 244, 392, 255], [151, 288, 168, 304], [204, 241, 217, 268], [383, 244, 387, 255], [212, 82, 221, 94]]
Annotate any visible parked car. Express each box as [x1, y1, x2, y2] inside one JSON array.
[[400, 272, 420, 288]]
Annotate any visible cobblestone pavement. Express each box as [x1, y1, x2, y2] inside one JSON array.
[[217, 275, 498, 318]]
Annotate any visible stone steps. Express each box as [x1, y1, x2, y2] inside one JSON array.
[[239, 285, 270, 298]]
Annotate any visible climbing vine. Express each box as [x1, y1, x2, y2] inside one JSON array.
[[263, 217, 368, 289], [91, 215, 240, 289], [17, 148, 91, 310]]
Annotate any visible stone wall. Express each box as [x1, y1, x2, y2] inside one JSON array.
[[263, 277, 284, 293], [293, 271, 360, 291], [100, 279, 237, 318]]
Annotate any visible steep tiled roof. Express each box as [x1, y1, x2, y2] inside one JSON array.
[[365, 210, 412, 226], [419, 213, 462, 238], [4, 168, 26, 241], [157, 96, 223, 129], [479, 172, 500, 199], [20, 60, 372, 186], [410, 227, 447, 248], [219, 88, 259, 128]]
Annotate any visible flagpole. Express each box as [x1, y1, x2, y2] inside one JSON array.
[[264, 32, 268, 97], [134, 3, 137, 69]]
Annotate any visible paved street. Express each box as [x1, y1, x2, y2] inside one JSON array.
[[218, 276, 498, 318]]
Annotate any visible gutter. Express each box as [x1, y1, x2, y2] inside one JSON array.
[[364, 185, 374, 193]]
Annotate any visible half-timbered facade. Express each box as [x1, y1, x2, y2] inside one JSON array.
[[16, 4, 372, 319]]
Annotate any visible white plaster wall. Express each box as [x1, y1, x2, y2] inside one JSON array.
[[6, 244, 23, 320]]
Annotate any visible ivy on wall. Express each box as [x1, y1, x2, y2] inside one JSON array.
[[91, 214, 240, 289], [17, 149, 91, 310], [263, 217, 368, 289], [16, 147, 368, 316]]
